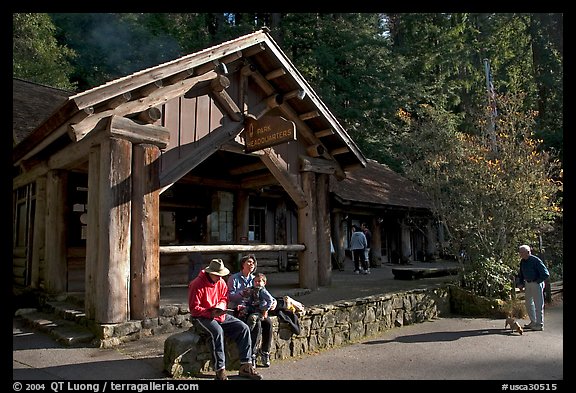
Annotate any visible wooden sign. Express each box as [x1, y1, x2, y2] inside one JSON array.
[[244, 115, 296, 153]]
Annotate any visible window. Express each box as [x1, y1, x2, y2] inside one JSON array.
[[248, 207, 265, 242], [209, 191, 234, 242]]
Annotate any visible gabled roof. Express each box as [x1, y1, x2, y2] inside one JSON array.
[[330, 159, 432, 210], [13, 28, 366, 174]]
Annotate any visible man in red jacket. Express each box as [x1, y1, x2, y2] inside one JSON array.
[[188, 258, 263, 380]]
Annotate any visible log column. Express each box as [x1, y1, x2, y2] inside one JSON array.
[[45, 170, 68, 294], [85, 146, 101, 320], [95, 137, 132, 324], [425, 220, 437, 260], [400, 219, 412, 264], [275, 199, 288, 271], [234, 190, 250, 271], [298, 171, 318, 290], [130, 144, 161, 319], [317, 173, 331, 286], [235, 190, 250, 244], [371, 216, 382, 267], [331, 211, 345, 269], [31, 176, 46, 289]]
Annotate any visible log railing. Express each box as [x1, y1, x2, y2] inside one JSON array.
[[159, 244, 305, 254]]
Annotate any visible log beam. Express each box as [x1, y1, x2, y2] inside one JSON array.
[[259, 148, 307, 208], [130, 107, 162, 124], [265, 68, 286, 80], [300, 155, 338, 175], [105, 115, 170, 148], [160, 244, 305, 253], [68, 71, 218, 142], [159, 119, 245, 190]]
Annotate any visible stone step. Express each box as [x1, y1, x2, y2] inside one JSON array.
[[14, 308, 96, 347]]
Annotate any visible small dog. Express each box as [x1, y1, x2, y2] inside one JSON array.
[[505, 316, 524, 335]]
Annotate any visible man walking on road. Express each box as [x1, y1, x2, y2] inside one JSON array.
[[517, 244, 550, 331]]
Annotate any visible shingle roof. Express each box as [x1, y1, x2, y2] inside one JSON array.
[[330, 159, 432, 209], [12, 78, 72, 145]]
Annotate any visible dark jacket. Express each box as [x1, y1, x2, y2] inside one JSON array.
[[270, 297, 301, 335], [518, 255, 550, 284]]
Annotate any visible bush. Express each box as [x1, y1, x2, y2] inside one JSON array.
[[459, 257, 515, 300]]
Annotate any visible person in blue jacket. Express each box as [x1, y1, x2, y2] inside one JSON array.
[[516, 244, 550, 331], [350, 225, 368, 274]]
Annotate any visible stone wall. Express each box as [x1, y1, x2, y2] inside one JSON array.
[[163, 287, 450, 377]]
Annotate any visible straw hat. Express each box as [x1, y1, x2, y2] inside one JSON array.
[[205, 259, 230, 276]]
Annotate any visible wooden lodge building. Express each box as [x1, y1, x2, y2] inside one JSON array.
[[13, 28, 440, 326]]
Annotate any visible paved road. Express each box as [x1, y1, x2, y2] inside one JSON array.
[[257, 303, 563, 381], [13, 301, 563, 383]]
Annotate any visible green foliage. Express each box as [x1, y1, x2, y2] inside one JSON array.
[[398, 91, 562, 267], [459, 257, 514, 300], [13, 13, 77, 90], [49, 13, 187, 90]]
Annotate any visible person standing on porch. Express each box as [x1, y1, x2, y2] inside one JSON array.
[[350, 225, 368, 274], [361, 222, 372, 273]]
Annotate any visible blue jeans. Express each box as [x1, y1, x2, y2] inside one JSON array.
[[364, 248, 371, 266], [247, 314, 272, 354], [193, 314, 252, 371], [524, 281, 546, 327]]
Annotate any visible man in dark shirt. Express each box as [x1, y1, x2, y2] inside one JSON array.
[[361, 223, 372, 273], [517, 244, 550, 331]]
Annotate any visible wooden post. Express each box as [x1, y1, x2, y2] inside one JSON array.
[[96, 137, 132, 324], [400, 219, 412, 264], [131, 144, 161, 319], [235, 190, 249, 242], [298, 171, 318, 290], [31, 176, 46, 288], [275, 199, 288, 271], [317, 173, 331, 286], [85, 145, 101, 320], [425, 220, 437, 259], [45, 170, 68, 294], [234, 190, 250, 271], [371, 216, 382, 267], [331, 211, 344, 270]]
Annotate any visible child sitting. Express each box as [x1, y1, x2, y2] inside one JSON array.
[[239, 273, 275, 330], [236, 273, 275, 367]]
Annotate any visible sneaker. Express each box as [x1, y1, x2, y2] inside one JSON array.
[[364, 269, 371, 275], [354, 270, 360, 274], [239, 363, 263, 380], [260, 351, 271, 368], [531, 324, 544, 331], [215, 368, 228, 380], [523, 322, 535, 329]]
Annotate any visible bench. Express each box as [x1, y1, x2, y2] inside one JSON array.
[[392, 266, 461, 280]]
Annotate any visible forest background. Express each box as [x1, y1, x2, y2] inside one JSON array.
[[12, 13, 564, 292]]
